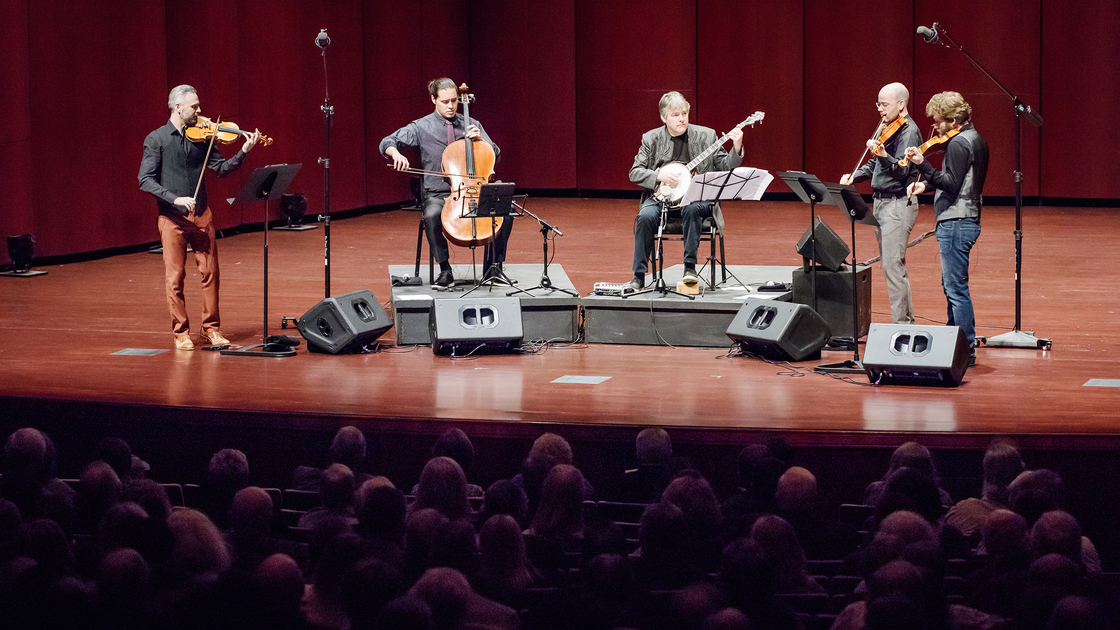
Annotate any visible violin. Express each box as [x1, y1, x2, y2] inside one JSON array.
[[870, 115, 908, 157], [897, 127, 960, 167], [186, 116, 273, 146], [439, 84, 499, 248]]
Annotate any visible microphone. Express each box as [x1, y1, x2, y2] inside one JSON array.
[[916, 25, 938, 43], [315, 28, 331, 49]]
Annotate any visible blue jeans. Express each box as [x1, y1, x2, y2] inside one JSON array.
[[936, 217, 981, 350]]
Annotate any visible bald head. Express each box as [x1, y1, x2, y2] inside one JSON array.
[[776, 466, 817, 512], [878, 510, 935, 544], [881, 82, 910, 103]]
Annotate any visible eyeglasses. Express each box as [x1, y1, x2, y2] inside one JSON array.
[[875, 101, 899, 110]]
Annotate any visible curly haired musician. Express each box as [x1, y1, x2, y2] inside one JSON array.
[[906, 91, 988, 365], [624, 91, 743, 291]]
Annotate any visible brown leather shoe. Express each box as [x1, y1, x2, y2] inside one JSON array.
[[174, 333, 195, 350], [201, 330, 230, 345]]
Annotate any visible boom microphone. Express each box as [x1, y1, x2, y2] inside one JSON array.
[[315, 28, 331, 49], [916, 25, 938, 44]]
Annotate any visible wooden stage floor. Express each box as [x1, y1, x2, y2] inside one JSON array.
[[1, 198, 1118, 448]]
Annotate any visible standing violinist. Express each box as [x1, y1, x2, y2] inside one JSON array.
[[138, 84, 261, 350], [380, 77, 510, 288], [840, 82, 922, 325], [906, 92, 987, 366], [624, 91, 743, 292]]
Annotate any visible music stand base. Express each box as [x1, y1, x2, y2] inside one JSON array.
[[0, 270, 48, 277], [273, 224, 318, 232], [981, 330, 1052, 351], [815, 359, 864, 374], [220, 343, 298, 357]]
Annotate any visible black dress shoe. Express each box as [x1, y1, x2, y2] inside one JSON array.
[[623, 275, 644, 293], [434, 269, 455, 287]]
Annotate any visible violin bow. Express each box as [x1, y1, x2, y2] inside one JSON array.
[[850, 120, 886, 178], [191, 116, 222, 212]]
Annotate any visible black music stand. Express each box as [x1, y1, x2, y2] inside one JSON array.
[[815, 183, 876, 374], [681, 167, 774, 287], [222, 163, 302, 357], [777, 171, 834, 312], [461, 182, 518, 297], [506, 197, 577, 298]]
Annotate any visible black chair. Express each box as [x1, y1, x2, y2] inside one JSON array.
[[651, 201, 727, 287]]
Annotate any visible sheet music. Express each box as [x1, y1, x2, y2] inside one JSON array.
[[682, 167, 774, 205]]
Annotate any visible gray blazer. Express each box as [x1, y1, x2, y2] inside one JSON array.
[[628, 123, 743, 191]]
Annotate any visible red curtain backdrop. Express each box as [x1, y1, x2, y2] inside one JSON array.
[[0, 0, 1114, 263]]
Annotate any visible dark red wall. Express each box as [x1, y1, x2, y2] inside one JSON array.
[[0, 0, 1114, 264]]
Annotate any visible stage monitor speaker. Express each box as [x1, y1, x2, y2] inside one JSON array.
[[297, 290, 393, 354], [430, 297, 523, 356], [726, 297, 832, 362], [863, 323, 971, 387], [795, 217, 850, 272], [792, 265, 872, 339]]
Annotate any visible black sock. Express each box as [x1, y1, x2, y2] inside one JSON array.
[[439, 261, 452, 273]]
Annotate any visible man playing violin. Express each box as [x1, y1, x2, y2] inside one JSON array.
[[138, 84, 261, 350], [840, 82, 922, 325], [905, 92, 987, 365], [380, 77, 510, 288], [625, 91, 743, 291]]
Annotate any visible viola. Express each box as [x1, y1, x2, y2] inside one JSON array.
[[897, 127, 960, 166], [186, 116, 273, 146], [439, 84, 500, 248]]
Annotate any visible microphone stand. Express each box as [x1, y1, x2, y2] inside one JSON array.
[[506, 200, 578, 297], [919, 23, 1050, 351], [316, 28, 334, 298]]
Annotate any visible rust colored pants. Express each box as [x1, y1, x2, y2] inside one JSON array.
[[158, 208, 219, 335]]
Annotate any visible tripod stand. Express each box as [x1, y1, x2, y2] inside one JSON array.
[[625, 196, 694, 300], [816, 183, 875, 374], [221, 163, 302, 358], [507, 200, 577, 297]]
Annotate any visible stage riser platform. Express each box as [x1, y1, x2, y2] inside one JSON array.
[[583, 265, 797, 347], [389, 264, 580, 345]]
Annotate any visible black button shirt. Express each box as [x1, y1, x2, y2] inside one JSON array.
[[138, 119, 246, 217]]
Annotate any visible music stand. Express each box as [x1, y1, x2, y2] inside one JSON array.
[[461, 183, 518, 297], [222, 163, 302, 357], [815, 183, 876, 374], [777, 171, 834, 312], [681, 167, 774, 286]]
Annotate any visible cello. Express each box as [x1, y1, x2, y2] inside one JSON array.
[[439, 84, 500, 248]]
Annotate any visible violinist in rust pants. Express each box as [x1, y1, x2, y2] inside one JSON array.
[[139, 84, 259, 350], [379, 77, 510, 288], [841, 82, 923, 325]]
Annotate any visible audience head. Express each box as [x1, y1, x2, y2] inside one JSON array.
[[478, 479, 528, 528], [408, 567, 472, 630], [529, 432, 574, 466], [529, 463, 586, 539], [661, 473, 722, 536], [1010, 469, 1066, 524], [405, 508, 450, 575], [479, 514, 528, 574], [414, 456, 472, 521], [355, 480, 407, 542], [96, 501, 149, 552], [376, 595, 434, 630], [3, 427, 50, 477], [98, 547, 150, 603], [736, 444, 770, 488], [750, 457, 788, 510], [18, 517, 76, 576], [775, 466, 817, 513], [320, 463, 356, 510], [429, 518, 478, 578], [704, 607, 751, 630], [1029, 510, 1083, 563], [639, 501, 688, 562], [584, 553, 635, 605], [94, 437, 134, 482], [207, 448, 249, 490], [167, 508, 231, 575], [877, 510, 936, 545], [720, 537, 775, 607], [79, 460, 122, 511], [884, 442, 939, 482], [230, 486, 273, 539], [749, 515, 810, 588], [636, 428, 672, 467], [253, 553, 305, 622], [311, 532, 376, 599], [981, 508, 1029, 557], [882, 466, 943, 524], [670, 581, 727, 630], [1046, 595, 1114, 630], [981, 438, 1025, 504], [121, 478, 172, 521], [342, 557, 403, 630], [329, 426, 368, 470], [430, 429, 475, 473]]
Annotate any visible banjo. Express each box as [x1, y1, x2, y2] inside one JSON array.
[[652, 111, 765, 205]]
